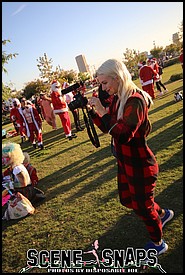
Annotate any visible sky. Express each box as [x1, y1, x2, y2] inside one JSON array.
[[2, 2, 183, 91]]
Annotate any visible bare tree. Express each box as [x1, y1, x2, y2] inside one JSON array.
[[37, 53, 55, 84]]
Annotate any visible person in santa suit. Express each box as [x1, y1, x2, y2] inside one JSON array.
[[19, 97, 44, 149], [150, 58, 168, 96], [10, 98, 27, 143], [139, 60, 157, 99], [50, 80, 77, 140]]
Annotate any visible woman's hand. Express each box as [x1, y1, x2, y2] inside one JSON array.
[[88, 97, 108, 117]]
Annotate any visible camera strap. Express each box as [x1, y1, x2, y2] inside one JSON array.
[[82, 107, 100, 148]]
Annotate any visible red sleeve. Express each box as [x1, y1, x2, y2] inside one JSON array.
[[33, 107, 42, 124]]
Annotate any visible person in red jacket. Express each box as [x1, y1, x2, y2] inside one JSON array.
[[88, 58, 174, 256], [19, 97, 44, 149], [50, 80, 77, 140], [23, 152, 45, 200], [150, 58, 168, 96], [10, 98, 27, 143], [139, 60, 157, 99]]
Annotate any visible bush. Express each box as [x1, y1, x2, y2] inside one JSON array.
[[170, 73, 183, 82], [163, 56, 180, 67], [2, 115, 11, 125]]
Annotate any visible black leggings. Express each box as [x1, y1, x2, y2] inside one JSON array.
[[156, 81, 166, 92]]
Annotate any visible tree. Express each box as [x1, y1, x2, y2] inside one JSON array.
[[122, 48, 147, 79], [2, 83, 12, 101], [178, 20, 183, 43], [57, 69, 78, 85], [164, 44, 181, 57], [2, 39, 18, 73], [150, 46, 163, 59], [77, 72, 91, 82], [37, 53, 54, 84], [23, 79, 46, 99]]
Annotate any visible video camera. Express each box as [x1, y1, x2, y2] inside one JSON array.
[[61, 81, 88, 111], [61, 81, 100, 148]]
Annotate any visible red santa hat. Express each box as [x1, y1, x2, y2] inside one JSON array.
[[150, 58, 156, 63]]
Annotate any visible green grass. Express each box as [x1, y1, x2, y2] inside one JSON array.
[[2, 63, 183, 273]]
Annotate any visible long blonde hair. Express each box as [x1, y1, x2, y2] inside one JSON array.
[[96, 59, 153, 120]]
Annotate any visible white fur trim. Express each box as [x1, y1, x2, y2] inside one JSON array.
[[142, 79, 153, 86], [54, 108, 68, 114]]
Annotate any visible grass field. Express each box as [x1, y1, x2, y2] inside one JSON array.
[[2, 63, 183, 273]]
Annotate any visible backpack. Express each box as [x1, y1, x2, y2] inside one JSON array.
[[158, 66, 163, 75], [2, 192, 35, 220]]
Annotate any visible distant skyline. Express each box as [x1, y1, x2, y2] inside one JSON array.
[[2, 2, 183, 91]]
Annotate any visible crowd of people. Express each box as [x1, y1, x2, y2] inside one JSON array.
[[4, 80, 88, 149], [2, 80, 88, 218]]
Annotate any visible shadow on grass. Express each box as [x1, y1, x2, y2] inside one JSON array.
[[149, 98, 181, 116], [80, 177, 183, 273], [37, 144, 115, 196], [148, 118, 183, 154], [27, 174, 182, 273]]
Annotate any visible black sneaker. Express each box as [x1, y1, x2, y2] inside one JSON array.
[[71, 133, 77, 138], [38, 144, 44, 150], [33, 144, 37, 149]]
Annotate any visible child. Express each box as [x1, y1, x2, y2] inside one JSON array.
[[23, 152, 38, 187], [23, 152, 45, 200]]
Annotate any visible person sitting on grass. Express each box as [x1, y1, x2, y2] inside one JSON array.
[[23, 152, 45, 200], [2, 142, 45, 205]]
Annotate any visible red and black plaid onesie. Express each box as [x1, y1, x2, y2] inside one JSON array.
[[90, 91, 163, 243]]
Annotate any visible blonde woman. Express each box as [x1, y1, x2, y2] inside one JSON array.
[[88, 58, 174, 256]]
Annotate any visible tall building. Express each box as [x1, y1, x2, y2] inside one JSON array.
[[75, 54, 89, 73], [172, 32, 179, 44]]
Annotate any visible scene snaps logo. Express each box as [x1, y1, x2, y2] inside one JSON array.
[[19, 240, 166, 273]]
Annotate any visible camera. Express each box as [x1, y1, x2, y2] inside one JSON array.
[[61, 81, 88, 111], [68, 93, 88, 111], [61, 82, 80, 95], [61, 81, 100, 148]]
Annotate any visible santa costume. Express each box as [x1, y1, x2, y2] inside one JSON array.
[[50, 80, 77, 140], [19, 99, 44, 149], [139, 61, 157, 99], [10, 98, 27, 143]]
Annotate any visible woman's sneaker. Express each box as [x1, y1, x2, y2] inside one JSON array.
[[145, 239, 168, 255], [161, 209, 174, 228]]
